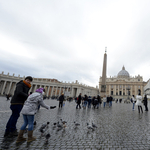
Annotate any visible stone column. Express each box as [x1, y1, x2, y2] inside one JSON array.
[[46, 86, 50, 97], [63, 87, 65, 94], [122, 85, 123, 96], [50, 86, 54, 97], [7, 82, 12, 94], [70, 87, 73, 97], [1, 81, 6, 95], [130, 85, 132, 96], [109, 85, 111, 95], [125, 85, 127, 95], [59, 87, 62, 96], [33, 85, 37, 92], [135, 86, 137, 96], [12, 83, 16, 94], [55, 87, 58, 96], [114, 85, 116, 96]]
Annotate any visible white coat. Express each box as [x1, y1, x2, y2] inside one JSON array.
[[21, 92, 50, 115], [135, 95, 143, 106], [132, 96, 136, 103], [102, 97, 107, 102]]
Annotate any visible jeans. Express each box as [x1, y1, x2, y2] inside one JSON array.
[[96, 103, 99, 108], [132, 103, 135, 110], [5, 105, 23, 133], [109, 101, 112, 107], [84, 101, 87, 108], [20, 115, 34, 131], [103, 102, 106, 108], [88, 101, 91, 108]]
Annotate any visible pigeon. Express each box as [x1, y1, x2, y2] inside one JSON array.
[[60, 119, 67, 124], [39, 122, 50, 135], [45, 133, 51, 142], [56, 122, 63, 131], [87, 123, 94, 130], [60, 119, 67, 129], [74, 121, 80, 127], [92, 123, 98, 128]]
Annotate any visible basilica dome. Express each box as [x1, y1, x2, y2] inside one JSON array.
[[117, 66, 130, 78]]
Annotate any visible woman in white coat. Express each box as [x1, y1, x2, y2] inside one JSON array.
[[16, 88, 56, 143], [136, 90, 143, 113]]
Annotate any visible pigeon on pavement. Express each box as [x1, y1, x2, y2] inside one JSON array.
[[92, 122, 98, 128]]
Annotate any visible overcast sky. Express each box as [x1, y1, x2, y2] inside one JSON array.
[[0, 0, 150, 87]]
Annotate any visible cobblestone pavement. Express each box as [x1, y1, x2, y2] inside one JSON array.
[[0, 96, 150, 150]]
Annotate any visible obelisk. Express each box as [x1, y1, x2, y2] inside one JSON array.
[[101, 47, 107, 96]]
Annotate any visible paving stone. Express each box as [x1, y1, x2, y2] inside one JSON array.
[[1, 97, 150, 150]]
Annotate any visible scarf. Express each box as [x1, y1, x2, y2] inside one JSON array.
[[23, 80, 31, 88]]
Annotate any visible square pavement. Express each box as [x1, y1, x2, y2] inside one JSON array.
[[0, 96, 150, 150]]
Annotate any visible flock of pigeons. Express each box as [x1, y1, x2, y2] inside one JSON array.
[[29, 119, 98, 143]]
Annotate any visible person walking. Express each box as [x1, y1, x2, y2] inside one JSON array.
[[4, 76, 33, 137], [136, 90, 143, 113], [97, 95, 101, 108], [16, 88, 56, 143], [107, 95, 110, 106], [59, 93, 64, 108], [143, 95, 148, 111], [103, 95, 107, 108], [83, 95, 88, 109], [132, 95, 136, 110], [88, 96, 92, 108], [109, 96, 113, 107], [76, 93, 82, 109]]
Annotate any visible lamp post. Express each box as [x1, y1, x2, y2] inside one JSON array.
[[126, 86, 131, 103]]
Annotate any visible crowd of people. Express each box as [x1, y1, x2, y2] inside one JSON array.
[[74, 93, 113, 109]]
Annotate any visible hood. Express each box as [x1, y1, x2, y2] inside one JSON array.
[[36, 88, 44, 93], [28, 92, 40, 101]]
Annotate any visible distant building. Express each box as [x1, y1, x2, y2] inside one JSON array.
[[99, 66, 147, 99], [144, 79, 150, 96], [0, 71, 99, 97]]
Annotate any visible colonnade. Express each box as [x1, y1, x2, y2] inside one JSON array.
[[0, 72, 99, 97]]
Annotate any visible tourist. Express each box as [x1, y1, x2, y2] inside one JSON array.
[[76, 93, 82, 109], [6, 94, 10, 101], [136, 90, 143, 113], [132, 95, 136, 110], [103, 95, 107, 108], [83, 95, 88, 109], [107, 95, 110, 106], [88, 96, 92, 108], [59, 93, 64, 108], [4, 76, 33, 137], [143, 95, 148, 111], [97, 95, 101, 108], [92, 96, 98, 109], [109, 95, 113, 107], [16, 88, 56, 143]]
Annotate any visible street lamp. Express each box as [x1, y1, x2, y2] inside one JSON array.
[[126, 86, 131, 102]]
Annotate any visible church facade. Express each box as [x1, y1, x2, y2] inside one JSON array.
[[99, 66, 147, 99]]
